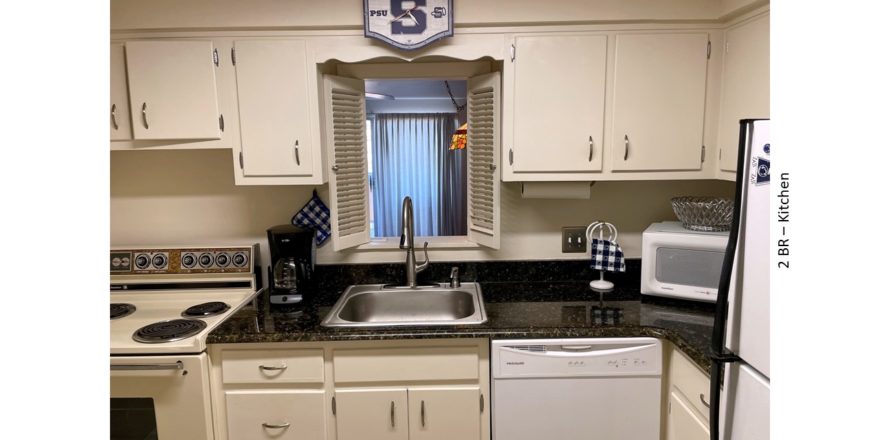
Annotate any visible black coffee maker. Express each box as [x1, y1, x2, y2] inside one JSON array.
[[267, 225, 316, 313]]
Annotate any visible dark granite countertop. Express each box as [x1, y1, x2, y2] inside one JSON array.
[[208, 280, 715, 372]]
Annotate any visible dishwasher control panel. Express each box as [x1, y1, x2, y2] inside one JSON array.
[[492, 337, 662, 378]]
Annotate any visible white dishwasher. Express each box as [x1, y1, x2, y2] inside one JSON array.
[[491, 338, 662, 440]]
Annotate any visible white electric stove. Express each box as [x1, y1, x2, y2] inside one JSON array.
[[110, 245, 261, 355], [109, 244, 261, 440]]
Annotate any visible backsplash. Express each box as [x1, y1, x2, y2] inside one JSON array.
[[307, 259, 642, 305]]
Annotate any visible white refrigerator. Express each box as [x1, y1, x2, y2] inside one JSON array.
[[710, 119, 771, 440]]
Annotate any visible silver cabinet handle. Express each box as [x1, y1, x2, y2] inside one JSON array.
[[141, 102, 149, 129], [111, 361, 182, 371], [509, 149, 513, 165], [111, 104, 118, 130], [588, 136, 593, 161], [294, 140, 300, 165], [421, 400, 426, 427], [699, 393, 710, 408], [510, 44, 516, 62], [331, 164, 339, 172], [390, 401, 395, 428], [259, 364, 287, 371], [624, 134, 629, 160], [219, 114, 224, 132], [262, 422, 290, 429]]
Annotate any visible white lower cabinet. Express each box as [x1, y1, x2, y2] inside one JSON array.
[[668, 390, 710, 440], [336, 388, 409, 440], [335, 386, 481, 440], [210, 340, 489, 440], [666, 348, 711, 440], [407, 387, 481, 440], [225, 390, 327, 440]]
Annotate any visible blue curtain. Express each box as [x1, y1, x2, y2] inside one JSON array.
[[371, 113, 464, 237]]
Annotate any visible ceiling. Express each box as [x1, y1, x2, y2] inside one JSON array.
[[365, 79, 466, 100]]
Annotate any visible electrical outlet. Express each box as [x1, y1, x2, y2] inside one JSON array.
[[561, 226, 588, 253]]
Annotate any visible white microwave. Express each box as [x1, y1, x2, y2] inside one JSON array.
[[641, 222, 729, 303]]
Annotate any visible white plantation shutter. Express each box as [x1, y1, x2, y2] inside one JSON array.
[[323, 75, 370, 251], [467, 72, 502, 249]]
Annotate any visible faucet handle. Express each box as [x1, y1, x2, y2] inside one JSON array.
[[415, 242, 429, 273]]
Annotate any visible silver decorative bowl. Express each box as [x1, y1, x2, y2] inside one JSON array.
[[670, 196, 734, 232]]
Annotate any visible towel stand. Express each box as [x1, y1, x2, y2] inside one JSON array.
[[587, 221, 618, 291]]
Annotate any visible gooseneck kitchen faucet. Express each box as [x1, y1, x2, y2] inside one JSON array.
[[400, 196, 429, 287]]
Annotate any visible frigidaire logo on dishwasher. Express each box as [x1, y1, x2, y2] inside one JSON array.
[[506, 361, 525, 366]]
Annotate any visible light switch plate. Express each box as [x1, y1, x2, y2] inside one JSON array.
[[561, 226, 588, 253]]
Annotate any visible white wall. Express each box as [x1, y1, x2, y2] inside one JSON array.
[[111, 149, 734, 265], [111, 0, 725, 31]]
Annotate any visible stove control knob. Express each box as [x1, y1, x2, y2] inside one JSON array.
[[151, 253, 168, 269], [198, 253, 215, 268], [134, 254, 150, 270], [181, 253, 197, 269], [215, 252, 231, 268], [232, 252, 249, 268]]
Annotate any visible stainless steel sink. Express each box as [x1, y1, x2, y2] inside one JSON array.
[[321, 283, 487, 327]]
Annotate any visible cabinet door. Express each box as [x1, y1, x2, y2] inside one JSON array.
[[335, 388, 408, 440], [511, 35, 606, 173], [667, 390, 710, 440], [110, 43, 132, 141], [234, 40, 314, 177], [611, 33, 709, 171], [126, 40, 221, 140], [408, 387, 481, 440], [225, 390, 326, 440], [718, 13, 770, 172]]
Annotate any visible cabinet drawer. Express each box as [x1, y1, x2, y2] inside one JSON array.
[[670, 348, 710, 420], [334, 346, 479, 383], [222, 349, 324, 384], [226, 390, 326, 440], [668, 389, 710, 440]]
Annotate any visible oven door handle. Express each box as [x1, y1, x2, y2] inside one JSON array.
[[111, 361, 184, 371]]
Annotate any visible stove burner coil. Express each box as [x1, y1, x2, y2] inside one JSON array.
[[132, 319, 207, 343], [181, 301, 231, 318], [111, 303, 136, 320]]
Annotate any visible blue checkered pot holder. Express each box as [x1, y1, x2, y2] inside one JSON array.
[[291, 190, 331, 246], [590, 239, 626, 272]]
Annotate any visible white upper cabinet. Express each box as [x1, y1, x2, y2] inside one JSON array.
[[508, 35, 607, 175], [125, 40, 221, 140], [610, 33, 709, 171], [717, 12, 770, 173], [110, 44, 132, 140], [233, 40, 320, 184]]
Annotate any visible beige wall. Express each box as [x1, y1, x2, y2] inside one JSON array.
[[111, 0, 726, 31], [111, 149, 734, 265], [109, 0, 750, 266], [721, 0, 769, 18]]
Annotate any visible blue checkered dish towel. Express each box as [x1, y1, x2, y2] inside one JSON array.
[[291, 190, 331, 246], [590, 239, 626, 272]]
